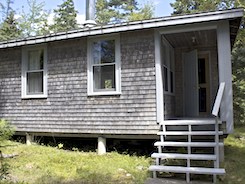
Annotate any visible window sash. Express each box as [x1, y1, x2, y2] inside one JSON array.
[[27, 71, 44, 95], [93, 64, 116, 92], [88, 35, 121, 96], [22, 45, 47, 99]]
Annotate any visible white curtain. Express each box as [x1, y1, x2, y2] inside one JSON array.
[[27, 50, 43, 94]]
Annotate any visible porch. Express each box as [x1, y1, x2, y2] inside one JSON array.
[[150, 14, 239, 182], [154, 18, 240, 133]]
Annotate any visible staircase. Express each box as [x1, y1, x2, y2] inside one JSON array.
[[149, 83, 226, 183]]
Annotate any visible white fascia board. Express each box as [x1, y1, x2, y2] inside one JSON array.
[[0, 9, 243, 49]]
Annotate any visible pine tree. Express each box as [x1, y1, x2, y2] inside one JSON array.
[[19, 0, 49, 37], [0, 0, 14, 22], [128, 2, 154, 22], [0, 10, 20, 41], [51, 0, 78, 33], [170, 0, 236, 15], [95, 0, 154, 24]]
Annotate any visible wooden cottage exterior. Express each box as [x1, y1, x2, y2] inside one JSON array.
[[0, 8, 243, 182]]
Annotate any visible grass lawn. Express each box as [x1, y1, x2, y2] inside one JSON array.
[[0, 126, 245, 184], [1, 141, 151, 184], [222, 125, 245, 184]]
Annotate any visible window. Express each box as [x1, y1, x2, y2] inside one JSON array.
[[22, 45, 47, 98], [161, 38, 175, 94], [88, 35, 121, 95]]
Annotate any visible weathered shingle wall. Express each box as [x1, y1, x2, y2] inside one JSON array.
[[164, 94, 175, 119], [0, 29, 158, 136]]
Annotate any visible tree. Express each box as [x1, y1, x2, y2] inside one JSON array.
[[128, 2, 154, 22], [95, 0, 154, 24], [171, 0, 245, 125], [231, 0, 245, 125], [170, 0, 236, 15], [19, 0, 49, 37], [51, 0, 78, 33], [0, 10, 20, 41], [0, 0, 14, 22]]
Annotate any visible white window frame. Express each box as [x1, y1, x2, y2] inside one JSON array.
[[21, 44, 48, 99], [87, 34, 121, 96]]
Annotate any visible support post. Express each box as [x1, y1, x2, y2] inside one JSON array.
[[98, 137, 106, 155], [217, 20, 233, 133], [26, 133, 34, 145]]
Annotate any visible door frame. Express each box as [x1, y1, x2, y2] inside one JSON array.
[[198, 51, 211, 116]]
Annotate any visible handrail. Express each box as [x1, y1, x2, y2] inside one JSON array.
[[212, 82, 225, 117], [212, 82, 225, 182]]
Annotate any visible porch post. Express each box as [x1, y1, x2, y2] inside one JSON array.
[[217, 20, 233, 133], [154, 29, 164, 123]]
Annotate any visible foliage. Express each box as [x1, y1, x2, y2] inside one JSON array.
[[0, 152, 10, 181], [0, 0, 14, 22], [95, 0, 154, 24], [51, 0, 78, 33], [0, 10, 20, 41], [0, 120, 14, 181], [18, 0, 49, 38], [128, 2, 154, 22], [170, 0, 236, 15], [0, 120, 14, 143], [232, 42, 245, 125], [1, 141, 150, 184]]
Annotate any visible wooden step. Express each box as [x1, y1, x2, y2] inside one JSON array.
[[160, 119, 222, 126], [154, 141, 224, 147], [149, 165, 225, 175], [151, 153, 216, 160], [157, 131, 223, 136]]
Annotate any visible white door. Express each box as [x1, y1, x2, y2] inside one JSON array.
[[183, 50, 199, 117]]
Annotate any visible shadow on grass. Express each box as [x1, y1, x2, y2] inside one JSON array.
[[33, 169, 137, 184], [222, 144, 245, 183]]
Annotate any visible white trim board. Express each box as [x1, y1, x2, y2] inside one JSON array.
[[0, 9, 243, 49]]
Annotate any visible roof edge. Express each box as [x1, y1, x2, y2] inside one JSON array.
[[0, 8, 243, 49]]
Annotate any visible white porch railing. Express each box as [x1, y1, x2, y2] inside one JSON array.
[[211, 82, 225, 182], [212, 82, 226, 117]]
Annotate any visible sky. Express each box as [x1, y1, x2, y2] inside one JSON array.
[[12, 0, 175, 24]]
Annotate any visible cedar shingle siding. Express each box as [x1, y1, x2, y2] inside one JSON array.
[[0, 29, 158, 135]]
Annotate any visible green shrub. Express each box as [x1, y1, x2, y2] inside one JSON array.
[[0, 120, 14, 143], [0, 119, 14, 181]]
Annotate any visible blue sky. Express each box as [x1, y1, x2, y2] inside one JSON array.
[[12, 0, 175, 23]]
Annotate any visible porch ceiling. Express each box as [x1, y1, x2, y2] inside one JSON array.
[[163, 29, 217, 48]]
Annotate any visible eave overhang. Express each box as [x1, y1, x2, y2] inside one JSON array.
[[0, 8, 243, 49]]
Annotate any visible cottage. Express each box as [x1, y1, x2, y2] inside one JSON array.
[[0, 3, 243, 182]]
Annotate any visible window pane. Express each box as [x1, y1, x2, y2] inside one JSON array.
[[170, 71, 174, 93], [28, 50, 44, 70], [27, 72, 43, 94], [199, 87, 207, 112], [93, 65, 115, 91], [164, 67, 168, 92], [198, 58, 206, 84], [92, 40, 115, 64]]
